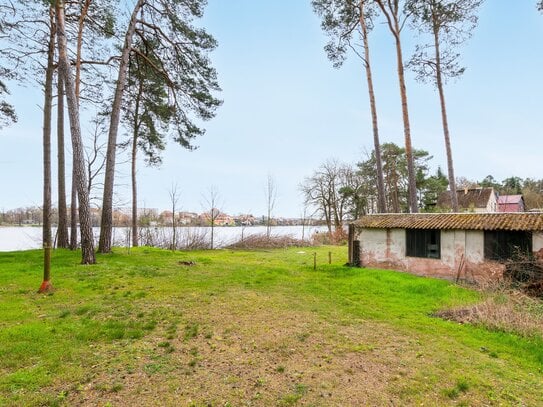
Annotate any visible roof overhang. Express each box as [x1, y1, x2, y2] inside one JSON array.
[[351, 213, 543, 232]]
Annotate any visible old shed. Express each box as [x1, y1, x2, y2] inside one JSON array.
[[349, 213, 543, 282]]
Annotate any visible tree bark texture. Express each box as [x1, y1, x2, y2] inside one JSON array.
[[375, 0, 418, 213], [359, 1, 387, 213], [393, 27, 418, 213], [433, 22, 459, 212], [131, 83, 142, 247], [56, 0, 96, 264], [70, 169, 78, 250], [68, 0, 91, 251], [393, 17, 418, 213], [56, 74, 70, 248], [40, 8, 55, 293], [99, 0, 145, 253], [131, 134, 139, 247]]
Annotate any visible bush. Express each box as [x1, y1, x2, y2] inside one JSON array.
[[503, 254, 543, 297], [436, 288, 543, 339], [227, 233, 308, 249], [310, 228, 348, 246]]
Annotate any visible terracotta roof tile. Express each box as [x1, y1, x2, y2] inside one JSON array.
[[352, 213, 543, 231]]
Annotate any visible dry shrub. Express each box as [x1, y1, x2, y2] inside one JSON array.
[[438, 255, 543, 339], [227, 233, 308, 249], [436, 288, 543, 339], [136, 227, 210, 250], [311, 228, 348, 246], [503, 255, 543, 297], [175, 228, 211, 250]]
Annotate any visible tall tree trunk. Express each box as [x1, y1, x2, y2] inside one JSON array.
[[131, 135, 139, 247], [70, 170, 78, 249], [56, 0, 96, 264], [433, 23, 458, 212], [39, 8, 55, 293], [68, 0, 91, 251], [99, 0, 144, 253], [393, 22, 417, 213], [131, 85, 142, 247], [376, 1, 418, 213], [56, 74, 69, 248], [359, 1, 386, 214]]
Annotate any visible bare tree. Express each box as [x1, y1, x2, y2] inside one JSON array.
[[301, 160, 352, 235], [168, 183, 181, 250], [203, 186, 221, 250], [374, 0, 418, 213], [300, 202, 316, 242], [85, 116, 108, 201], [265, 174, 277, 239]]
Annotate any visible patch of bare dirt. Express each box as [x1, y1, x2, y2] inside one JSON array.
[[63, 292, 431, 406]]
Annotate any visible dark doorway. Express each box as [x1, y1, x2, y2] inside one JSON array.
[[484, 230, 532, 261]]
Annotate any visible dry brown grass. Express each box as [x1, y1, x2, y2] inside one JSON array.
[[227, 233, 308, 249], [436, 288, 543, 339], [310, 228, 348, 246]]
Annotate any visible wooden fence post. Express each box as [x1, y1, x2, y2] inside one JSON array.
[[348, 224, 354, 265]]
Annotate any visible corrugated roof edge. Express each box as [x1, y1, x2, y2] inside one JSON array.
[[351, 212, 543, 231]]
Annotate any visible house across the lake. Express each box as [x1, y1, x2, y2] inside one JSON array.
[[348, 213, 543, 282]]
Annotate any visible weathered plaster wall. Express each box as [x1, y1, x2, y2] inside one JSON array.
[[359, 229, 388, 263], [534, 232, 543, 261], [389, 229, 405, 259], [440, 230, 456, 268], [533, 232, 543, 252], [465, 231, 484, 262], [355, 227, 503, 282]]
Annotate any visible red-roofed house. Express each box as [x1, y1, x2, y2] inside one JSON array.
[[498, 195, 525, 212]]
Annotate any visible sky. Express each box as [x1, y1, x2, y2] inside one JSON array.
[[1, 1, 543, 218]]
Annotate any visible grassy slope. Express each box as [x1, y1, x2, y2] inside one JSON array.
[[0, 246, 542, 406]]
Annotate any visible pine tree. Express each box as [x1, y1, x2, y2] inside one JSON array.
[[407, 0, 483, 212]]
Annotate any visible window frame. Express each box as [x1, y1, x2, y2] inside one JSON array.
[[405, 229, 441, 259], [484, 230, 532, 261]]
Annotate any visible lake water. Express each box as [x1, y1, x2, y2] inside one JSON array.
[[0, 225, 328, 252]]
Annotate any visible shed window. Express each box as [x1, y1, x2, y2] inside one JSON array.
[[406, 229, 440, 259], [484, 231, 532, 261]]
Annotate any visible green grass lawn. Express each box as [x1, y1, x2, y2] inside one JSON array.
[[1, 246, 542, 406]]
